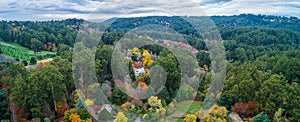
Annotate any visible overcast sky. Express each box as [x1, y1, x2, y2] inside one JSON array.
[[0, 0, 300, 21]]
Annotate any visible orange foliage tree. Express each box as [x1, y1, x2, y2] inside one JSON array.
[[138, 82, 148, 90], [56, 102, 69, 116], [69, 113, 81, 122]]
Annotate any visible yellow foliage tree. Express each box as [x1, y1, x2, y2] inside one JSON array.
[[197, 105, 228, 122], [132, 47, 140, 55], [84, 99, 94, 106], [184, 114, 197, 122], [201, 114, 211, 122], [72, 90, 81, 105], [148, 96, 162, 108], [121, 102, 130, 112], [57, 102, 69, 116], [142, 50, 153, 68], [142, 50, 149, 57], [137, 69, 150, 82], [64, 108, 92, 122], [69, 113, 81, 122], [116, 112, 128, 122], [210, 105, 227, 118], [85, 118, 92, 122]]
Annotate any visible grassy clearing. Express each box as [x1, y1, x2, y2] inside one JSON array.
[[176, 100, 202, 114], [0, 41, 56, 61], [0, 41, 29, 51], [0, 41, 55, 55]]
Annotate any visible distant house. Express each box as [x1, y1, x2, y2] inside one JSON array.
[[97, 104, 114, 120], [132, 61, 146, 77], [97, 104, 113, 113], [134, 67, 145, 77], [162, 40, 199, 54], [165, 22, 171, 27], [163, 40, 172, 45], [177, 42, 186, 48]]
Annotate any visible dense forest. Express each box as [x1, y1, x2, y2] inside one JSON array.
[[211, 14, 300, 32], [0, 14, 299, 122]]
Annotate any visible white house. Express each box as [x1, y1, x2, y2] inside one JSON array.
[[134, 67, 145, 77]]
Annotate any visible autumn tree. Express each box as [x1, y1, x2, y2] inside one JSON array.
[[64, 108, 92, 122], [198, 105, 228, 122], [116, 112, 128, 122], [231, 101, 260, 118], [142, 50, 153, 68], [184, 114, 197, 122]]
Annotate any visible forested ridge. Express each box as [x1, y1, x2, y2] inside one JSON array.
[[211, 14, 300, 32], [0, 18, 83, 48], [0, 14, 299, 121]]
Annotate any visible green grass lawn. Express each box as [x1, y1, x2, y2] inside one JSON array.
[[0, 41, 55, 55], [176, 100, 202, 114], [0, 41, 56, 61]]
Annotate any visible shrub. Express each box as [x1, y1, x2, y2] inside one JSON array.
[[63, 108, 92, 122], [30, 57, 37, 65], [109, 87, 128, 105], [184, 114, 197, 122], [116, 112, 128, 122], [231, 101, 260, 118], [253, 112, 270, 122]]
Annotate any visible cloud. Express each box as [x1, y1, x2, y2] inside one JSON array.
[[0, 0, 299, 21], [65, 0, 89, 5], [195, 0, 233, 5], [199, 0, 300, 17]]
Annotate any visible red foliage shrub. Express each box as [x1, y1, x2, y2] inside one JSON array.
[[231, 101, 261, 118]]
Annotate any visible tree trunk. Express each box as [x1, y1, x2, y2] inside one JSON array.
[[52, 86, 57, 112]]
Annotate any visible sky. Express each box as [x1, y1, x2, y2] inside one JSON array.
[[0, 0, 300, 21]]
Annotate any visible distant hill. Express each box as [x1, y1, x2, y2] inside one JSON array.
[[0, 14, 299, 51], [211, 14, 300, 32], [105, 14, 300, 35]]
